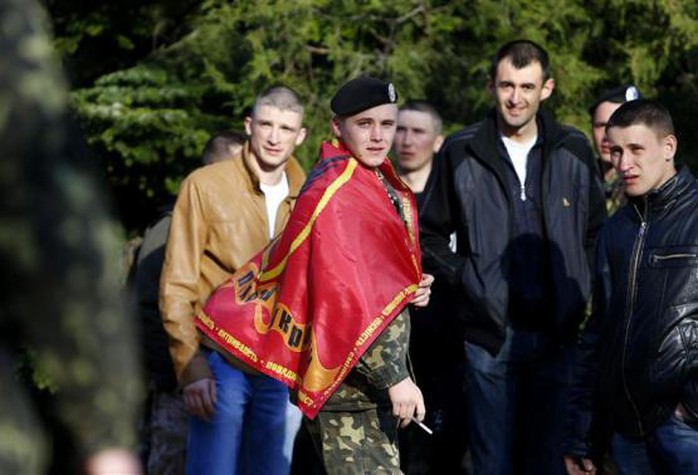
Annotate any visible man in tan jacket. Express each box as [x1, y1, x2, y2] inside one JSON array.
[[159, 86, 307, 475]]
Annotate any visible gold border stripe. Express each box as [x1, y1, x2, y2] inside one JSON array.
[[260, 159, 357, 281]]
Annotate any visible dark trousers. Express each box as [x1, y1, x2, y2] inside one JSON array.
[[611, 412, 698, 475], [465, 327, 572, 475]]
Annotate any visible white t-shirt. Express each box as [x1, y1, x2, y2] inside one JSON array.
[[259, 172, 289, 239], [502, 134, 537, 201]]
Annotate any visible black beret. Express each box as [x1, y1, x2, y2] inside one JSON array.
[[330, 76, 398, 116], [589, 84, 641, 116]]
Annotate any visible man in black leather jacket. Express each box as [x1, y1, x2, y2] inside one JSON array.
[[419, 39, 606, 474], [564, 99, 698, 475]]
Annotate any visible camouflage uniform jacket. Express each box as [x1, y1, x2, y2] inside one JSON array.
[[605, 172, 626, 215], [320, 172, 412, 412], [321, 308, 411, 412]]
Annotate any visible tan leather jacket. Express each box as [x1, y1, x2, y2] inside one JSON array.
[[159, 142, 306, 386]]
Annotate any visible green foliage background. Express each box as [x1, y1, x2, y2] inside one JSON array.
[[47, 0, 698, 233]]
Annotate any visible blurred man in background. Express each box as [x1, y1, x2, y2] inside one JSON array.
[[0, 0, 142, 473]]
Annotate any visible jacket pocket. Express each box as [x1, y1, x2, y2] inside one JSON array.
[[648, 246, 698, 268]]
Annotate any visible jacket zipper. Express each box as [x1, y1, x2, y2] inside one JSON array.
[[621, 201, 648, 435]]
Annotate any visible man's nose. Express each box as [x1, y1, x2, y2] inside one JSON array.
[[616, 154, 632, 172], [510, 87, 522, 104]]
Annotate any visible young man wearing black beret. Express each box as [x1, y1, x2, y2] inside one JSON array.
[[193, 76, 434, 474], [301, 76, 434, 474]]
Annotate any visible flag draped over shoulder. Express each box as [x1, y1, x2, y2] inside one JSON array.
[[196, 140, 422, 418]]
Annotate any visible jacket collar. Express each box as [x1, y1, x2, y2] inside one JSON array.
[[469, 107, 561, 161], [239, 141, 305, 198], [630, 165, 695, 221]]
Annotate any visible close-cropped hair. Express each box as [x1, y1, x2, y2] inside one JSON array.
[[490, 39, 551, 80], [202, 129, 247, 165], [606, 99, 675, 138], [252, 85, 305, 118], [399, 100, 443, 135]]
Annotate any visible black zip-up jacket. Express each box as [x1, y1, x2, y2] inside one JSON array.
[[565, 166, 698, 458], [419, 108, 606, 355]]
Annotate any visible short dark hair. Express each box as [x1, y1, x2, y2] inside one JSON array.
[[606, 99, 675, 138], [490, 39, 551, 80], [399, 100, 443, 134], [202, 129, 247, 165]]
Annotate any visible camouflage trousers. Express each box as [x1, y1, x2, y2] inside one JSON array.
[[304, 407, 402, 475], [140, 387, 188, 475]]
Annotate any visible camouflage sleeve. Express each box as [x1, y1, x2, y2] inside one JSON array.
[[352, 308, 411, 390], [0, 0, 141, 460]]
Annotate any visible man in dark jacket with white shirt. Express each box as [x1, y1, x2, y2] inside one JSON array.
[[564, 100, 698, 475], [419, 39, 606, 474]]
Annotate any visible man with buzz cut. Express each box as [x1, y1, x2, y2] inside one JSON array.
[[419, 39, 607, 474], [564, 99, 698, 475], [159, 86, 307, 475]]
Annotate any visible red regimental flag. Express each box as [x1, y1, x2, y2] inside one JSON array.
[[196, 140, 422, 418]]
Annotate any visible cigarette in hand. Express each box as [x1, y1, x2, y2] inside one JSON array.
[[410, 416, 433, 435]]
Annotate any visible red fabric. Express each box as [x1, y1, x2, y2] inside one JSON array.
[[196, 140, 422, 418]]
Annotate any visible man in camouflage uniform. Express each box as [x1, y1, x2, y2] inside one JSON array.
[[0, 0, 142, 472], [303, 76, 434, 475]]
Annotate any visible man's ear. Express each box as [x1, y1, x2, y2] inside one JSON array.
[[433, 134, 445, 154], [540, 78, 555, 101], [487, 79, 496, 97], [663, 134, 678, 161], [330, 116, 342, 139], [244, 116, 253, 136], [295, 127, 308, 146]]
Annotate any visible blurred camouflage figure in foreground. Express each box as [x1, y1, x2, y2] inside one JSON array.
[[0, 0, 142, 473]]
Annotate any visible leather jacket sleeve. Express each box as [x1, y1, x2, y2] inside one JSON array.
[[682, 320, 698, 418], [159, 177, 213, 386], [563, 229, 612, 460]]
